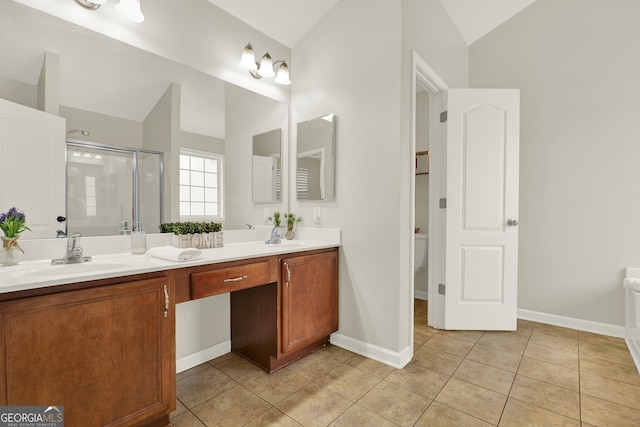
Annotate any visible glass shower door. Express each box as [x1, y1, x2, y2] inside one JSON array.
[[67, 144, 134, 236], [66, 143, 163, 237], [138, 150, 163, 235]]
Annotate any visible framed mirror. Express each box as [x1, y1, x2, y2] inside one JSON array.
[[252, 129, 282, 203], [0, 2, 288, 237], [296, 114, 336, 201]]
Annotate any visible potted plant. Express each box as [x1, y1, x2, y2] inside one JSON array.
[[284, 213, 303, 240], [0, 207, 30, 265], [267, 211, 282, 228], [159, 221, 223, 248]]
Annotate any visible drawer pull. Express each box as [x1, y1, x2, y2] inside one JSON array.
[[224, 275, 248, 283], [284, 262, 291, 287], [163, 284, 169, 318]]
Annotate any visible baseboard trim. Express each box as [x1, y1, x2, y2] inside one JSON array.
[[176, 341, 231, 373], [517, 309, 625, 338], [330, 333, 411, 369], [414, 290, 428, 301]]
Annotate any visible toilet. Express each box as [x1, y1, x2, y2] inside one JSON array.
[[414, 233, 428, 271]]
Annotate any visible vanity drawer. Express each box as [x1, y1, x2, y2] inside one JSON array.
[[191, 261, 273, 298]]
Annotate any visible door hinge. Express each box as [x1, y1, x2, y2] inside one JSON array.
[[439, 198, 447, 209], [440, 111, 447, 123], [438, 284, 446, 295]]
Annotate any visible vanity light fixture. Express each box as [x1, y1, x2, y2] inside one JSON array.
[[239, 43, 291, 85], [74, 0, 145, 23]]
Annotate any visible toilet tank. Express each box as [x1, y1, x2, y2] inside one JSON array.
[[414, 233, 428, 270]]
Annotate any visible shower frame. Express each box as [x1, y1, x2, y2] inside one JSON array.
[[65, 139, 164, 236]]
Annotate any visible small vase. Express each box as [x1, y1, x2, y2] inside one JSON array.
[[0, 236, 24, 266], [285, 228, 295, 240]]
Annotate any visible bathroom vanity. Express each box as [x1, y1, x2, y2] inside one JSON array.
[[0, 241, 339, 427]]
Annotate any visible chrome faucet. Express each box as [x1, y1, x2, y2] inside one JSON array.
[[51, 233, 92, 265], [56, 229, 67, 238], [265, 226, 282, 245], [246, 223, 255, 229]]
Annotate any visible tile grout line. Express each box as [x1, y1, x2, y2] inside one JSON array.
[[496, 325, 531, 426]]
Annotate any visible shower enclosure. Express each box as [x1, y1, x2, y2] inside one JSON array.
[[65, 141, 163, 237]]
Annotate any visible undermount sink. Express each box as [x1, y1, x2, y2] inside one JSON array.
[[21, 262, 128, 279]]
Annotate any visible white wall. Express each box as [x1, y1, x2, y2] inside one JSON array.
[[291, 0, 468, 364], [0, 76, 35, 108], [62, 106, 143, 148], [292, 0, 404, 357], [470, 0, 640, 326]]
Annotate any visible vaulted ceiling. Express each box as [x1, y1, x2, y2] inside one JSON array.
[[207, 0, 538, 47], [2, 0, 539, 135]]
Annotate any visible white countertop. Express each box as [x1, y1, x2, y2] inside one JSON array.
[[0, 240, 340, 294]]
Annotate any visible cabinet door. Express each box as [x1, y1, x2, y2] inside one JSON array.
[[281, 251, 338, 354], [0, 98, 65, 239], [0, 277, 175, 427]]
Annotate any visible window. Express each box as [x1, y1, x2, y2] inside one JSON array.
[[296, 167, 310, 200], [179, 149, 224, 220]]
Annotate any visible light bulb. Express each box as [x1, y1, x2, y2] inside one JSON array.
[[257, 53, 275, 78], [238, 43, 257, 71], [274, 62, 291, 85], [115, 0, 144, 23]]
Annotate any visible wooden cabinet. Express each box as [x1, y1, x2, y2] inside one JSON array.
[[0, 276, 175, 427], [230, 248, 339, 372], [281, 251, 339, 354]]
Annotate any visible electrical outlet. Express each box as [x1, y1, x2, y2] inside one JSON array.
[[313, 207, 322, 225]]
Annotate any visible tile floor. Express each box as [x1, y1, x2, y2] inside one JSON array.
[[170, 300, 640, 426]]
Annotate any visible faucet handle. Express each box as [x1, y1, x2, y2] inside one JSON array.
[[68, 233, 81, 249]]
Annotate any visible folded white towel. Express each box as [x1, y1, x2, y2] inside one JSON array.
[[148, 246, 202, 262]]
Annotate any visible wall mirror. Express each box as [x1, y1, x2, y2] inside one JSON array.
[[252, 129, 282, 203], [0, 2, 288, 239], [296, 114, 336, 201]]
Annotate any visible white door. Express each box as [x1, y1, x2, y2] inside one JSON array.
[[0, 98, 65, 239], [444, 89, 520, 330], [252, 155, 277, 202]]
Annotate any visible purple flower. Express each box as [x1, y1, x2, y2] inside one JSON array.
[[6, 207, 25, 222], [0, 207, 29, 238]]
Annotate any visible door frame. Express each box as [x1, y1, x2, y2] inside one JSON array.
[[409, 51, 448, 349], [408, 51, 448, 342]]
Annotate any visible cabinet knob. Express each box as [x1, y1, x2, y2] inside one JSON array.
[[507, 219, 519, 227], [57, 216, 66, 223]]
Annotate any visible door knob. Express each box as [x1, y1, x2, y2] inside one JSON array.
[[507, 219, 519, 227]]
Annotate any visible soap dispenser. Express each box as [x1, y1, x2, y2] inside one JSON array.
[[131, 221, 147, 254]]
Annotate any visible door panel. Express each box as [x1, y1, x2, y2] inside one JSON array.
[[445, 89, 519, 330], [463, 105, 505, 230], [0, 99, 65, 239], [281, 251, 338, 354]]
